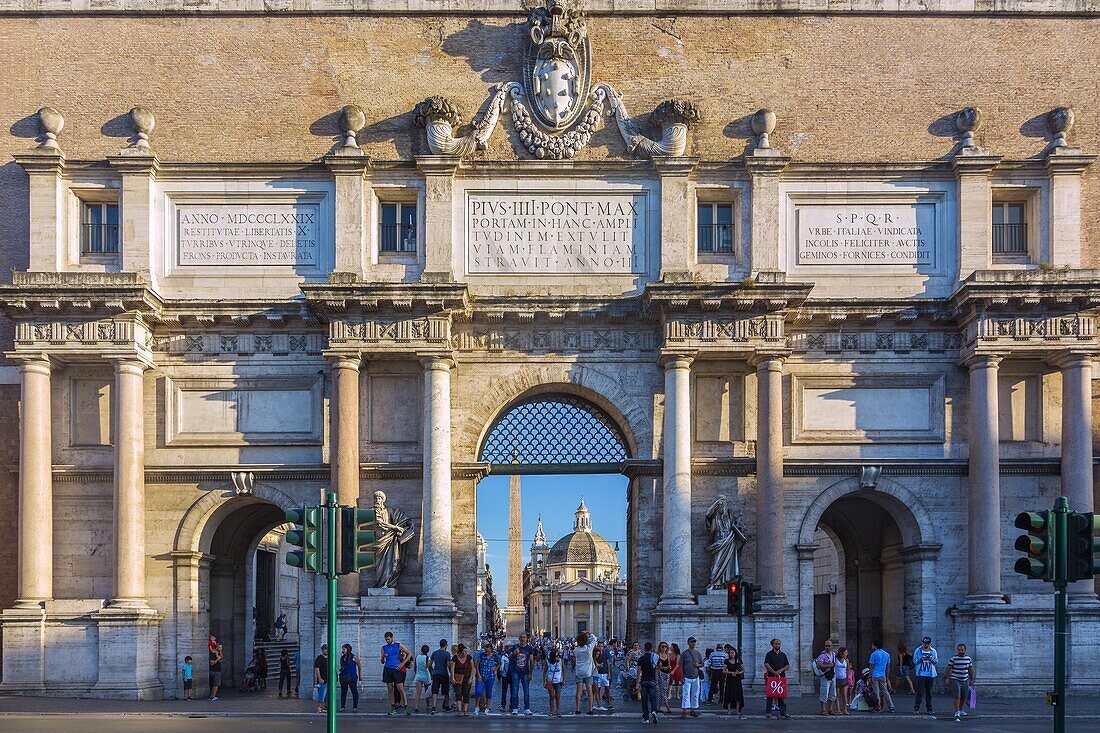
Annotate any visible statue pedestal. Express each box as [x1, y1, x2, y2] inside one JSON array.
[[351, 592, 458, 696]]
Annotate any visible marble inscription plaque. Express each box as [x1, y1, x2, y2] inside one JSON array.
[[176, 203, 319, 266], [797, 203, 935, 266], [466, 192, 647, 275]]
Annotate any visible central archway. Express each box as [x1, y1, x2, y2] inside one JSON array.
[[473, 387, 638, 646]]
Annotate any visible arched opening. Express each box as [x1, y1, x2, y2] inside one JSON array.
[[474, 389, 634, 646], [798, 478, 941, 676], [815, 496, 904, 664], [201, 497, 302, 687]]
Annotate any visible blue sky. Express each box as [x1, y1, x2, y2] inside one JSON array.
[[476, 473, 628, 607]]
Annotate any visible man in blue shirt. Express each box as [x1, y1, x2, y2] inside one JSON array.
[[508, 633, 536, 716], [868, 640, 895, 713], [912, 636, 939, 715]]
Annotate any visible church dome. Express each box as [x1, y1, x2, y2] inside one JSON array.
[[547, 530, 618, 566], [545, 499, 618, 567]]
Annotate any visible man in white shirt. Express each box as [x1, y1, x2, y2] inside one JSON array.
[[912, 636, 939, 716]]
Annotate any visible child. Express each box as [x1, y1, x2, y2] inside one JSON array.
[[181, 656, 194, 700]]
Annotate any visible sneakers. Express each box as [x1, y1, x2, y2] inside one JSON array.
[[405, 707, 411, 717], [650, 712, 659, 724], [642, 719, 650, 725], [208, 696, 219, 702], [511, 709, 519, 716], [388, 707, 395, 716], [525, 709, 533, 716], [954, 712, 962, 723], [473, 709, 480, 717]]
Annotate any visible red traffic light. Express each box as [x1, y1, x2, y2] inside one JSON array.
[[727, 581, 740, 594]]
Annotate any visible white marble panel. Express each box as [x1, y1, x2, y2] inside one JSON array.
[[792, 373, 945, 443]]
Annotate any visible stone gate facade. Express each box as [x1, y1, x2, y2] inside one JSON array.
[[0, 0, 1098, 700]]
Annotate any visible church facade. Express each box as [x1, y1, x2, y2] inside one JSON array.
[[524, 504, 628, 641], [0, 0, 1098, 700]]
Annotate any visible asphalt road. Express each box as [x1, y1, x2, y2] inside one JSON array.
[[1, 715, 1095, 733]]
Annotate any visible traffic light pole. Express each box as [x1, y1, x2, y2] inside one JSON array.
[[326, 491, 339, 733], [737, 598, 743, 658], [1052, 496, 1068, 733]]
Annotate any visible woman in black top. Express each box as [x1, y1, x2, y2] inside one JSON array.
[[895, 644, 915, 695], [722, 645, 745, 718], [278, 649, 293, 697]]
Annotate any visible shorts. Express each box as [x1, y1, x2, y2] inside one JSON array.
[[415, 674, 431, 685], [837, 678, 849, 689], [383, 667, 406, 684], [431, 674, 450, 695], [896, 666, 911, 678], [596, 674, 610, 688], [209, 671, 222, 686], [576, 675, 595, 685], [950, 679, 969, 703], [183, 679, 193, 691], [551, 682, 563, 693]]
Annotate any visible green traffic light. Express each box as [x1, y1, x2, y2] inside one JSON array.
[[1014, 509, 1054, 582], [1065, 512, 1100, 582], [284, 506, 322, 574]]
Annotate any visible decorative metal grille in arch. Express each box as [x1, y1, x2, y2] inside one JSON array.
[[479, 395, 630, 466]]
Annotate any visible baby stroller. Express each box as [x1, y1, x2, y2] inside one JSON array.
[[238, 658, 260, 693], [618, 664, 638, 701]]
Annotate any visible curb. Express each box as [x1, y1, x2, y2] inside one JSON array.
[[1, 711, 1098, 721]]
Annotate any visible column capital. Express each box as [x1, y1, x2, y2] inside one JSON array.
[[415, 155, 462, 177], [1046, 349, 1096, 370], [109, 355, 152, 373], [962, 352, 1004, 370], [651, 156, 698, 178], [5, 351, 52, 373], [325, 351, 363, 371], [419, 352, 455, 371], [749, 350, 790, 370], [658, 350, 695, 370]]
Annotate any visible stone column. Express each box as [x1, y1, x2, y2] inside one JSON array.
[[15, 355, 53, 608], [966, 354, 1005, 602], [329, 353, 362, 602], [753, 353, 787, 597], [111, 359, 148, 607], [660, 353, 694, 605], [1056, 351, 1097, 599], [420, 355, 454, 606]]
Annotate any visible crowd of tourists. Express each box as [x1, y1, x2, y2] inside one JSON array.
[[193, 630, 975, 722]]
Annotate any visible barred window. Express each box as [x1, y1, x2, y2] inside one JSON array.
[[380, 202, 417, 253]]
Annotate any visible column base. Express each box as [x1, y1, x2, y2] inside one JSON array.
[[107, 597, 150, 610], [656, 595, 696, 609], [90, 606, 164, 700], [11, 598, 48, 611], [0, 606, 47, 693], [961, 593, 1007, 607]]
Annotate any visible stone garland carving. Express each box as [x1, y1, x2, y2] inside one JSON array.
[[414, 90, 509, 158]]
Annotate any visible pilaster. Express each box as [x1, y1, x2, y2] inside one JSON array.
[[1045, 148, 1096, 267], [13, 150, 67, 273], [952, 151, 1001, 279], [416, 156, 461, 283], [652, 157, 698, 283], [745, 152, 789, 275], [325, 152, 371, 279], [107, 152, 160, 288]]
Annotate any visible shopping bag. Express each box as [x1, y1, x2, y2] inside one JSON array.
[[968, 686, 976, 709], [765, 676, 788, 698]]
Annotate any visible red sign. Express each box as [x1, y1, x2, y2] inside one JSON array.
[[766, 676, 788, 698]]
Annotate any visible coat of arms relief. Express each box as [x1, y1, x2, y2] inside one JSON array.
[[414, 0, 700, 160]]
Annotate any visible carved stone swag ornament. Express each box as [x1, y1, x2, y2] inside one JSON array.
[[415, 0, 699, 160]]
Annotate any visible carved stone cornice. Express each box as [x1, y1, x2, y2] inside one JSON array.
[[645, 278, 812, 314], [950, 269, 1100, 359], [1045, 147, 1096, 175], [107, 151, 160, 177], [1, 271, 162, 318], [12, 148, 66, 175], [300, 278, 469, 317]]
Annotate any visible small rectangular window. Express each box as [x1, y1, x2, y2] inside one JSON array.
[[380, 202, 417, 253], [81, 202, 120, 255], [992, 201, 1027, 256], [697, 202, 733, 254]]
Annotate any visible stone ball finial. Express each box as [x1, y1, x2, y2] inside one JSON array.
[[340, 104, 367, 149], [37, 107, 64, 150], [1048, 107, 1074, 148], [955, 107, 983, 148], [129, 106, 156, 150], [752, 108, 777, 150]]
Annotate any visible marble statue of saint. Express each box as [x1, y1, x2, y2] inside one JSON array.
[[372, 490, 415, 589], [705, 495, 747, 589]]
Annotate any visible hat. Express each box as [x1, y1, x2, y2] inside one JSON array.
[[861, 668, 870, 676], [922, 636, 932, 644], [687, 636, 697, 643]]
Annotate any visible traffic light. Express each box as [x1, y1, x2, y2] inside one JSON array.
[[743, 580, 763, 616], [726, 576, 742, 616], [285, 506, 323, 573], [1014, 510, 1053, 581], [1065, 511, 1100, 582], [339, 506, 378, 574]]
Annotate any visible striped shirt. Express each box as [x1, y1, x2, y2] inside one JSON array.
[[708, 650, 729, 670], [947, 655, 972, 682]]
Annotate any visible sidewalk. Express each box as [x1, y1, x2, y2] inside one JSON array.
[[1, 685, 1097, 721]]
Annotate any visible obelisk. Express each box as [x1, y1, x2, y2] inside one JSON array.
[[503, 471, 526, 637]]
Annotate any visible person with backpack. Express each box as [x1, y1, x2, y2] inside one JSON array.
[[814, 639, 838, 715], [912, 636, 939, 716]]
